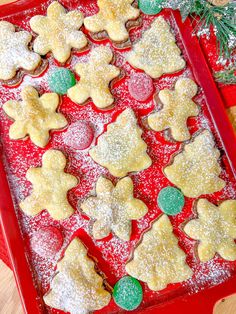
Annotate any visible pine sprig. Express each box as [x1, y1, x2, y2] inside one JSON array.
[[214, 67, 236, 84], [161, 0, 236, 58]]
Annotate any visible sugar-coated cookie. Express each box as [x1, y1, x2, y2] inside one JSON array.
[[164, 130, 226, 198], [148, 78, 199, 142], [184, 199, 236, 262], [81, 176, 148, 241], [89, 108, 152, 177], [84, 0, 140, 43], [3, 86, 67, 148], [0, 21, 41, 81], [20, 150, 78, 220], [127, 17, 185, 78], [30, 1, 87, 63], [44, 238, 111, 314], [126, 214, 192, 291]]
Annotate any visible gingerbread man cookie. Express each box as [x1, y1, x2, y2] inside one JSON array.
[[164, 130, 226, 198], [184, 199, 236, 262], [44, 238, 111, 314], [89, 108, 152, 177], [3, 86, 67, 148], [81, 176, 148, 241], [127, 17, 185, 78], [30, 1, 87, 63], [68, 46, 120, 109], [148, 78, 199, 142], [126, 215, 192, 291], [20, 150, 78, 220], [84, 0, 140, 43], [0, 21, 41, 81]]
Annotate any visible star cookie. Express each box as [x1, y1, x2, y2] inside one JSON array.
[[184, 199, 236, 262], [20, 150, 78, 220], [164, 130, 226, 198], [81, 176, 148, 241], [84, 0, 140, 43], [3, 86, 67, 148], [68, 46, 120, 109], [127, 17, 186, 78], [126, 215, 192, 291], [89, 108, 152, 177], [44, 238, 111, 314], [148, 78, 199, 142], [30, 1, 87, 63], [0, 21, 41, 81]]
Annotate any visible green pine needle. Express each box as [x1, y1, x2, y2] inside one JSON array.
[[161, 0, 236, 58], [214, 67, 236, 84]]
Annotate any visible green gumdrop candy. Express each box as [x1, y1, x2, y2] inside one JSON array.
[[138, 0, 163, 15], [48, 67, 76, 95], [113, 276, 143, 311], [157, 186, 185, 216]]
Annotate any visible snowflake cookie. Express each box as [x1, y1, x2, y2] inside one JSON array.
[[44, 238, 111, 314], [0, 21, 41, 81], [84, 0, 140, 43], [89, 108, 152, 177], [148, 78, 199, 142], [184, 199, 236, 262], [20, 150, 78, 220], [81, 176, 148, 241], [126, 214, 192, 291], [127, 17, 186, 78], [68, 46, 120, 109], [30, 1, 87, 63], [164, 130, 226, 198], [3, 86, 67, 148]]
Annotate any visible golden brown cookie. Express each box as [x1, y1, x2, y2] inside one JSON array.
[[30, 1, 87, 63], [164, 130, 226, 198], [148, 78, 199, 142], [3, 86, 67, 148], [184, 199, 236, 262], [127, 17, 186, 78], [81, 176, 148, 241], [68, 46, 120, 109], [227, 106, 236, 132], [89, 108, 152, 177], [84, 0, 140, 43], [44, 238, 111, 314], [20, 150, 78, 220], [0, 21, 41, 81], [126, 214, 192, 291]]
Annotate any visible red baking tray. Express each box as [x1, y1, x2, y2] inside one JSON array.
[[1, 1, 236, 314]]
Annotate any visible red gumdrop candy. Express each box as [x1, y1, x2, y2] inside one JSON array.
[[128, 72, 154, 102], [30, 226, 63, 259], [63, 120, 94, 150]]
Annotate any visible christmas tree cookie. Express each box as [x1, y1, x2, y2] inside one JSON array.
[[0, 21, 41, 81], [184, 199, 236, 262], [30, 1, 87, 63], [81, 176, 148, 241], [84, 0, 140, 43], [89, 108, 152, 177], [20, 150, 78, 220], [148, 78, 199, 142], [126, 215, 192, 291], [164, 130, 225, 198], [3, 86, 67, 148], [68, 46, 120, 109], [127, 17, 185, 78], [44, 238, 111, 314]]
